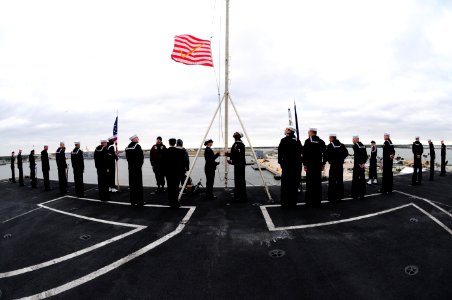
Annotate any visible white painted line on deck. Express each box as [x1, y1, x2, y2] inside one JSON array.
[[0, 227, 144, 279], [411, 203, 452, 236], [2, 207, 43, 224], [65, 195, 193, 209], [261, 204, 413, 231], [394, 190, 452, 219], [17, 207, 196, 300]]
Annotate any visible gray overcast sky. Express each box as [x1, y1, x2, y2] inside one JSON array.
[[1, 0, 451, 155]]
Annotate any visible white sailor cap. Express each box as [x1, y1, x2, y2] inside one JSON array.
[[74, 141, 80, 144], [286, 126, 296, 132], [108, 136, 115, 141], [329, 133, 336, 137], [384, 132, 390, 136], [129, 134, 138, 141], [309, 127, 317, 132], [353, 135, 359, 139], [59, 141, 65, 145], [100, 139, 108, 143], [415, 136, 420, 139]]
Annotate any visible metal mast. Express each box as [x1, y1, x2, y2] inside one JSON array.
[[224, 0, 230, 188]]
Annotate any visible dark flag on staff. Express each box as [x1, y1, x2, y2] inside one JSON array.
[[294, 101, 300, 141], [112, 116, 118, 156]]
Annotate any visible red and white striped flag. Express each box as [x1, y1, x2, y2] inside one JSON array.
[[171, 34, 213, 67]]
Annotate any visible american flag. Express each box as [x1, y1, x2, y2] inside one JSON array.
[[112, 116, 118, 155], [171, 34, 213, 67]]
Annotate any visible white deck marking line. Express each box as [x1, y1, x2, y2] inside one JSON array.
[[64, 195, 193, 209], [394, 190, 452, 219], [411, 203, 452, 236], [260, 206, 276, 231], [2, 207, 43, 224], [38, 204, 147, 228], [18, 207, 196, 300], [262, 193, 382, 208], [430, 200, 452, 209], [261, 203, 413, 231], [0, 227, 144, 279]]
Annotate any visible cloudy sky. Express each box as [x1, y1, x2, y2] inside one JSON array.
[[1, 0, 451, 155]]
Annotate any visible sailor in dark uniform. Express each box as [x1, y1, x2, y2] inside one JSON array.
[[41, 145, 51, 191], [428, 139, 436, 180], [303, 128, 326, 207], [351, 135, 367, 199], [278, 126, 302, 208], [56, 142, 68, 194], [125, 135, 144, 206], [412, 136, 423, 185], [18, 149, 25, 187], [324, 133, 348, 202], [107, 137, 118, 192], [71, 141, 85, 197], [29, 149, 37, 188], [10, 151, 16, 183], [94, 139, 110, 201], [440, 140, 446, 176], [150, 136, 167, 193], [380, 133, 395, 194], [226, 132, 248, 202], [367, 141, 378, 184], [204, 139, 220, 200], [163, 138, 185, 208], [176, 139, 190, 187]]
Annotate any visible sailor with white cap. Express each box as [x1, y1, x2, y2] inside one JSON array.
[[324, 133, 348, 202], [225, 131, 248, 202], [125, 134, 144, 206], [440, 140, 446, 176], [428, 139, 436, 181], [55, 142, 67, 194], [94, 139, 110, 201], [380, 133, 395, 194], [41, 145, 51, 190], [107, 137, 118, 192], [351, 135, 367, 199], [71, 141, 85, 197], [412, 136, 423, 185], [278, 125, 303, 208], [303, 127, 326, 206]]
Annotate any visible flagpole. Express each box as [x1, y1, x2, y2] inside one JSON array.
[[223, 0, 230, 189], [114, 112, 120, 191]]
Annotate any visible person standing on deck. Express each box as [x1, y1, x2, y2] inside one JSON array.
[[163, 138, 185, 208], [204, 139, 220, 200], [41, 145, 51, 191], [380, 133, 395, 195], [412, 136, 423, 186], [351, 136, 367, 199], [428, 139, 436, 181], [56, 142, 68, 194], [226, 132, 248, 203], [367, 141, 378, 184], [303, 128, 326, 207], [150, 136, 167, 193], [94, 140, 110, 201], [10, 151, 16, 183], [107, 137, 118, 192], [324, 134, 348, 203], [176, 139, 190, 187], [440, 140, 446, 176], [71, 141, 85, 197], [29, 150, 37, 188], [17, 149, 24, 186], [125, 135, 144, 206]]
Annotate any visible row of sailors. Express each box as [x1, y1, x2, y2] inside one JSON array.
[[278, 127, 447, 208]]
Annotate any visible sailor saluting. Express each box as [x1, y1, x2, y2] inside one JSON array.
[[125, 134, 144, 206], [56, 142, 67, 194]]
